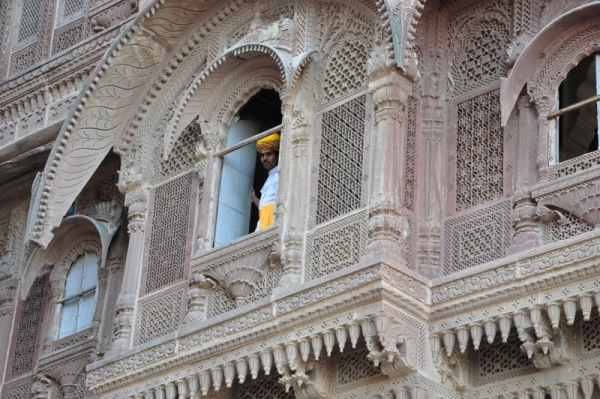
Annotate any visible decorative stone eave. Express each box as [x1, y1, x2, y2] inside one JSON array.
[[86, 258, 430, 396], [500, 2, 600, 126]]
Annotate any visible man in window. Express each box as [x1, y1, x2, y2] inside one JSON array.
[[251, 133, 280, 230]]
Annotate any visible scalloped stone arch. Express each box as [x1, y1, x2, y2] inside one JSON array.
[[163, 45, 289, 157], [501, 3, 600, 126], [200, 64, 284, 144], [49, 238, 102, 292]]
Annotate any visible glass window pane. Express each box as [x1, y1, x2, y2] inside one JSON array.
[[76, 290, 95, 331], [58, 298, 79, 338], [81, 253, 99, 290], [63, 256, 84, 296]]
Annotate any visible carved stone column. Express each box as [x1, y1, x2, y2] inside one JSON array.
[[98, 249, 125, 356], [42, 283, 63, 354], [507, 94, 542, 255], [366, 67, 413, 261], [278, 78, 313, 290], [106, 188, 148, 355]]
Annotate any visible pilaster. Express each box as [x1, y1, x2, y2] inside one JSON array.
[[106, 188, 148, 355], [507, 93, 542, 255], [366, 68, 413, 262]]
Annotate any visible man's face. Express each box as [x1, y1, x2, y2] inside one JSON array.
[[260, 150, 278, 171]]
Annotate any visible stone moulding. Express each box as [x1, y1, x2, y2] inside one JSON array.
[[431, 230, 600, 305], [85, 259, 428, 394]]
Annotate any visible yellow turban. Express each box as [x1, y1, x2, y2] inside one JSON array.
[[256, 133, 280, 153]]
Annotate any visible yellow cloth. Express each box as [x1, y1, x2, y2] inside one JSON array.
[[258, 203, 275, 229], [256, 133, 280, 153]]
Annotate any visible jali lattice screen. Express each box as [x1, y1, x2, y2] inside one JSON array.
[[10, 273, 48, 377], [316, 95, 366, 225], [145, 172, 195, 293], [443, 199, 512, 274], [455, 90, 504, 212]]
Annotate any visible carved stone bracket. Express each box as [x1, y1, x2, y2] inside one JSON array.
[[362, 313, 417, 377], [183, 273, 215, 324]]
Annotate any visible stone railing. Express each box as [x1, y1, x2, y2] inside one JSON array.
[[548, 150, 600, 180]]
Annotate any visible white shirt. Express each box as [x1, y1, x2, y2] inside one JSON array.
[[256, 165, 279, 230]]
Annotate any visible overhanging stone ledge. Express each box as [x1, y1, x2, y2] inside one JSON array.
[[86, 257, 429, 395]]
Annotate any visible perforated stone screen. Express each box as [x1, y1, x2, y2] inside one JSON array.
[[443, 199, 512, 274], [145, 172, 195, 293], [133, 282, 188, 346], [450, 20, 509, 96], [472, 329, 536, 386], [52, 19, 84, 55], [233, 370, 295, 399], [0, 376, 34, 399], [10, 273, 47, 377], [316, 95, 366, 225], [17, 0, 43, 42], [543, 212, 593, 245], [405, 96, 418, 212], [332, 344, 387, 395], [305, 210, 368, 281], [455, 90, 504, 211]]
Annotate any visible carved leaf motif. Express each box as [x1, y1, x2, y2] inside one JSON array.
[[143, 1, 223, 39]]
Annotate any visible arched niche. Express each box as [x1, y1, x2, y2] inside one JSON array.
[[21, 216, 118, 300]]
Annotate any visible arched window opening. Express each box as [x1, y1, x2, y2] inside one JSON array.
[[57, 252, 99, 338], [555, 53, 600, 162], [213, 89, 283, 247]]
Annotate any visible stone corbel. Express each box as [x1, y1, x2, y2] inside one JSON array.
[[532, 174, 600, 227], [183, 273, 215, 324], [516, 313, 571, 369], [279, 358, 329, 399], [362, 314, 417, 377], [45, 357, 88, 399], [207, 247, 270, 306], [31, 374, 56, 399]]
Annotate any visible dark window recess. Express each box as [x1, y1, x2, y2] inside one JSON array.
[[558, 53, 600, 162]]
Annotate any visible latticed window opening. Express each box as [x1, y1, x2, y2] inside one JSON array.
[[472, 329, 536, 386], [331, 341, 387, 395], [455, 90, 504, 212], [9, 273, 48, 378], [16, 0, 44, 43], [316, 95, 366, 225], [145, 173, 194, 293], [450, 20, 510, 96]]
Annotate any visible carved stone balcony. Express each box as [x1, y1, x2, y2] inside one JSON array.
[[192, 226, 279, 305], [532, 155, 600, 227]]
